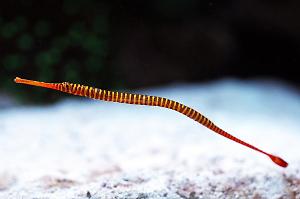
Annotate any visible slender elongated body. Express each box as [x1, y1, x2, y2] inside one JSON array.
[[14, 77, 288, 167]]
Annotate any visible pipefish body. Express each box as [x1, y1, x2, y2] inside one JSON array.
[[14, 77, 288, 168]]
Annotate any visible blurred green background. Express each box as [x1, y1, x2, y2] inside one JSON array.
[[1, 0, 113, 102]]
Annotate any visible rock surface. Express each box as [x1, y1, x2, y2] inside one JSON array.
[[0, 79, 299, 199]]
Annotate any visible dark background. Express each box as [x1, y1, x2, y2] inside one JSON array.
[[1, 0, 299, 102]]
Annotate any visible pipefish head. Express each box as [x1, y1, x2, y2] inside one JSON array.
[[61, 81, 73, 92]]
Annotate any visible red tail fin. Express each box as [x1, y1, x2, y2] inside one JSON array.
[[269, 155, 288, 167]]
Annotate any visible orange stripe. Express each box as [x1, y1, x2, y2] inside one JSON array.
[[192, 111, 198, 120], [120, 92, 124, 103], [115, 92, 119, 102], [182, 106, 188, 114], [142, 95, 146, 104]]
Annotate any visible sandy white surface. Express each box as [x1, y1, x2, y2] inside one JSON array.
[[0, 79, 299, 199]]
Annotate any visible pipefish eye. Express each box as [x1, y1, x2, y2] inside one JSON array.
[[62, 82, 71, 91], [63, 82, 71, 87]]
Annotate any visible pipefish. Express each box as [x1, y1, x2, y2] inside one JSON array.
[[14, 77, 288, 167]]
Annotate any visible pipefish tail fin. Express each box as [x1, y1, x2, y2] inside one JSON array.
[[14, 76, 288, 168], [269, 155, 288, 167]]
